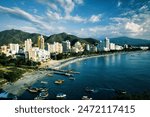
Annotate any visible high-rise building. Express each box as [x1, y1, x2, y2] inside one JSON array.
[[25, 39, 32, 52], [71, 41, 84, 53], [38, 35, 44, 49], [9, 43, 19, 54], [103, 37, 110, 51], [62, 40, 71, 52], [85, 44, 90, 51], [47, 43, 55, 53], [54, 42, 63, 53], [109, 43, 116, 50], [47, 42, 63, 54]]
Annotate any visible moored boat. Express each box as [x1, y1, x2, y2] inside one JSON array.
[[54, 80, 64, 84], [68, 77, 75, 80], [47, 73, 53, 77], [82, 96, 92, 100], [27, 87, 39, 93], [41, 81, 48, 84], [56, 93, 66, 99]]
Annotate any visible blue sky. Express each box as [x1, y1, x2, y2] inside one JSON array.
[[0, 0, 150, 39]]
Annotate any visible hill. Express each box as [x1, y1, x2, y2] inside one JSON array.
[[110, 37, 150, 46], [46, 32, 99, 46], [0, 29, 99, 46]]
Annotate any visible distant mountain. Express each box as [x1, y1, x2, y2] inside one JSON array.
[[110, 37, 150, 46], [46, 32, 99, 46], [0, 29, 43, 46], [0, 29, 99, 46]]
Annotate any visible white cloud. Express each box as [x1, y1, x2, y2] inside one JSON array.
[[0, 5, 54, 32], [57, 0, 75, 16], [125, 22, 143, 33], [89, 14, 101, 23], [64, 15, 86, 22], [48, 3, 59, 11], [47, 10, 62, 20], [20, 26, 40, 33]]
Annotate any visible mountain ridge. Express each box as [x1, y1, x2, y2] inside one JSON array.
[[0, 29, 150, 47], [0, 29, 99, 46]]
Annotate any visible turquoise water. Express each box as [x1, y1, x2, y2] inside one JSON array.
[[20, 51, 150, 100]]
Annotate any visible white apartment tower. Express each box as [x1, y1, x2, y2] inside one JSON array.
[[62, 40, 71, 52], [38, 35, 45, 50], [24, 39, 32, 52]]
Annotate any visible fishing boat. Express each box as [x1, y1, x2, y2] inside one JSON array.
[[39, 88, 48, 92], [65, 73, 73, 77], [47, 73, 53, 77], [27, 87, 39, 93], [54, 80, 64, 84], [82, 96, 92, 100], [41, 81, 48, 84], [68, 77, 75, 80], [56, 93, 66, 99]]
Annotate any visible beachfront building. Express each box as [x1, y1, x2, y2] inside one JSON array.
[[115, 45, 123, 50], [28, 47, 50, 62], [54, 42, 63, 53], [47, 42, 63, 54], [38, 35, 45, 50], [24, 39, 32, 52], [102, 37, 110, 51], [71, 41, 84, 53], [62, 40, 71, 53], [109, 43, 116, 51], [47, 43, 55, 53], [9, 43, 19, 55], [85, 44, 90, 51], [0, 45, 8, 55]]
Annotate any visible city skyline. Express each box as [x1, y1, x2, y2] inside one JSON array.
[[0, 0, 150, 39]]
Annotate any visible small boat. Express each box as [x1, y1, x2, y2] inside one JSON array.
[[39, 88, 48, 92], [65, 73, 73, 77], [69, 77, 75, 80], [27, 87, 39, 93], [39, 91, 49, 98], [82, 96, 92, 100], [41, 81, 48, 84], [54, 80, 64, 84], [85, 87, 95, 93], [47, 74, 53, 77], [56, 93, 66, 99]]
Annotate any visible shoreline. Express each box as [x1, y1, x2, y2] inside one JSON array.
[[0, 50, 148, 97]]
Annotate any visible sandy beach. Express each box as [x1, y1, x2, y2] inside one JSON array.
[[1, 53, 116, 97]]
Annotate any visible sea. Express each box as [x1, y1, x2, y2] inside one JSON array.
[[19, 51, 150, 100]]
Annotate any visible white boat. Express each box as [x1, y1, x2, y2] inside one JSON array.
[[54, 80, 64, 84], [82, 96, 92, 100], [27, 87, 39, 93], [69, 77, 75, 80], [41, 81, 48, 84], [56, 93, 66, 98]]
